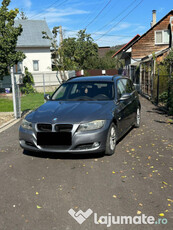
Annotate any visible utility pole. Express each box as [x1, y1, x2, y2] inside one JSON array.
[[52, 26, 63, 45], [10, 66, 17, 118], [53, 26, 65, 82], [58, 26, 66, 81], [59, 25, 63, 46]]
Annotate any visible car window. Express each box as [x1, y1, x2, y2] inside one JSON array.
[[52, 84, 67, 100], [121, 79, 134, 94], [117, 80, 126, 99], [51, 82, 114, 101]]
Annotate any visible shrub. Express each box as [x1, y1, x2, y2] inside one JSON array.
[[21, 67, 35, 94]]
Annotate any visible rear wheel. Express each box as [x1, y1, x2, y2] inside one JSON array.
[[134, 107, 141, 128], [105, 123, 117, 156]]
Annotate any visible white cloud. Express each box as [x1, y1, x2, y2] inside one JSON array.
[[28, 7, 90, 24], [130, 24, 146, 33], [61, 25, 134, 47], [96, 36, 131, 47], [110, 22, 132, 32], [62, 28, 131, 47]]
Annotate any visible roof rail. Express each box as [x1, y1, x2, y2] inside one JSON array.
[[112, 75, 119, 81], [66, 76, 82, 82]]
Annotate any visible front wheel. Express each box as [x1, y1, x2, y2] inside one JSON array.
[[105, 123, 117, 156], [134, 107, 141, 128]]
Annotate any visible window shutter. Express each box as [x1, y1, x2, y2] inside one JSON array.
[[164, 30, 169, 44]]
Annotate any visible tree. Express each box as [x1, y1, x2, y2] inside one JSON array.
[[43, 27, 125, 75], [62, 34, 125, 70], [43, 28, 99, 80], [18, 10, 28, 20], [55, 29, 99, 71], [72, 30, 99, 70], [42, 26, 67, 82], [0, 0, 25, 80]]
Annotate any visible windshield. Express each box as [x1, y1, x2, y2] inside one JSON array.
[[51, 81, 114, 101]]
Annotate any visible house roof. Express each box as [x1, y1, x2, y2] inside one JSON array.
[[14, 20, 52, 48], [131, 10, 173, 47], [112, 34, 141, 58], [141, 47, 170, 62]]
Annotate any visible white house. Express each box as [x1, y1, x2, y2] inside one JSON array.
[[14, 20, 52, 73], [0, 20, 75, 92]]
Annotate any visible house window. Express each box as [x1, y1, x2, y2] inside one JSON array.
[[17, 62, 22, 73], [155, 30, 170, 45], [14, 62, 23, 73], [33, 60, 39, 71]]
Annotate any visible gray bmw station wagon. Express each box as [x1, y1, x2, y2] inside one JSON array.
[[19, 76, 141, 155]]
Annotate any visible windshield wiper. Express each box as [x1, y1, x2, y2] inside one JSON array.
[[77, 98, 95, 101]]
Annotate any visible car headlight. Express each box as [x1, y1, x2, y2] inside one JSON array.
[[78, 120, 105, 132], [21, 119, 33, 130]]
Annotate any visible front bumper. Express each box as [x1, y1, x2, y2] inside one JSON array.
[[19, 122, 110, 153]]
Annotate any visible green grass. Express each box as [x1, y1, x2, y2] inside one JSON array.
[[0, 93, 48, 112], [21, 93, 45, 111], [0, 98, 13, 112]]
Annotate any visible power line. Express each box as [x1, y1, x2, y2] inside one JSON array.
[[77, 3, 104, 29], [29, 0, 68, 19], [85, 0, 113, 28], [96, 0, 138, 32], [95, 0, 144, 41], [63, 29, 134, 37]]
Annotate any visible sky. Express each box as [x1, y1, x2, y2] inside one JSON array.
[[8, 0, 173, 47]]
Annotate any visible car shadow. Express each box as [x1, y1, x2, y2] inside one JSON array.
[[23, 149, 105, 160], [117, 126, 134, 144]]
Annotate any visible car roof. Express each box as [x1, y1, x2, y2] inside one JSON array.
[[67, 75, 123, 83]]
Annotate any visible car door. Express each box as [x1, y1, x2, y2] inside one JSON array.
[[115, 79, 130, 137], [121, 78, 137, 126]]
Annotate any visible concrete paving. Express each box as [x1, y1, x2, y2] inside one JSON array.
[[0, 112, 14, 127]]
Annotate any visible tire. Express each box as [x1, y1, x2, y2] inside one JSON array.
[[105, 123, 117, 156], [134, 107, 141, 128]]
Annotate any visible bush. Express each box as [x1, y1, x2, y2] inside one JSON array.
[[168, 77, 173, 115], [21, 67, 35, 94], [159, 77, 173, 115], [159, 91, 168, 104]]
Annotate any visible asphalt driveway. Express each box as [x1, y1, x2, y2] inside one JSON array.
[[0, 96, 172, 230]]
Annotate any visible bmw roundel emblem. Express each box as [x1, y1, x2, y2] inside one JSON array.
[[53, 118, 58, 121]]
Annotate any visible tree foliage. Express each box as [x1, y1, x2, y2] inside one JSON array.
[[156, 49, 173, 75], [62, 31, 124, 70], [43, 28, 126, 76], [53, 29, 99, 71], [21, 67, 35, 94], [0, 0, 25, 79], [156, 49, 173, 114], [18, 10, 28, 20], [71, 30, 99, 70]]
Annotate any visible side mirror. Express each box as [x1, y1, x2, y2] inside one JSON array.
[[119, 93, 131, 101], [44, 94, 51, 101]]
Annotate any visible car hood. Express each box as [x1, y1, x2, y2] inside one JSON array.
[[26, 100, 115, 124]]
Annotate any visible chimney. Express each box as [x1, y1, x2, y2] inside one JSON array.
[[151, 10, 156, 27]]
